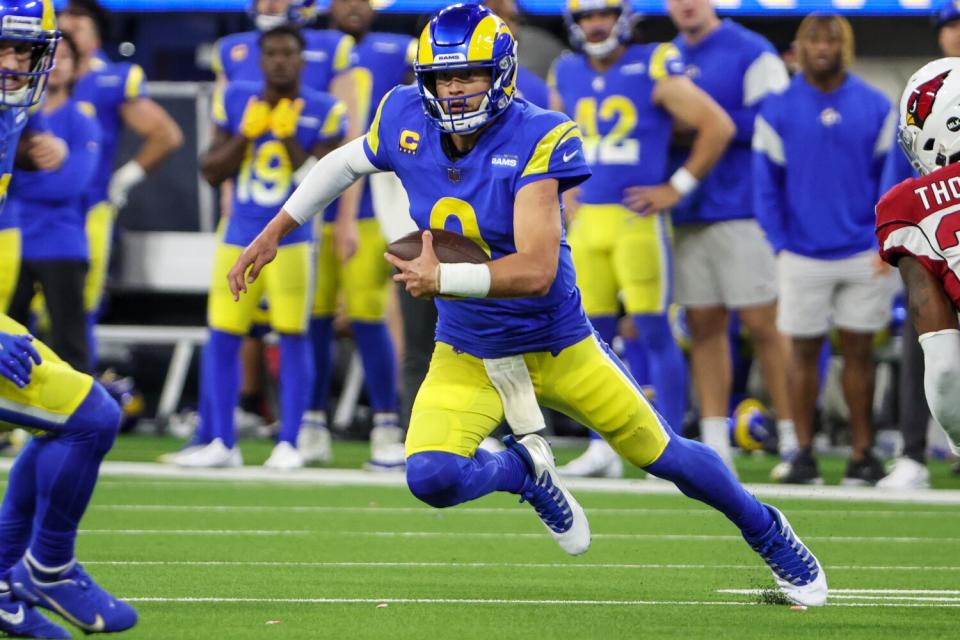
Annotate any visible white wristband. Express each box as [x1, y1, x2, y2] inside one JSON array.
[[438, 263, 491, 298], [669, 167, 699, 197]]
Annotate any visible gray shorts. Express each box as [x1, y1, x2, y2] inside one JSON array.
[[674, 219, 778, 308], [777, 250, 899, 337]]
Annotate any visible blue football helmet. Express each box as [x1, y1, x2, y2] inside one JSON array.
[[0, 0, 59, 108], [564, 0, 634, 59], [248, 0, 317, 31], [414, 3, 517, 134]]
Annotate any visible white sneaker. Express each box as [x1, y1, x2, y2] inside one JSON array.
[[157, 444, 206, 465], [235, 408, 270, 439], [176, 438, 242, 468], [297, 412, 332, 464], [364, 425, 406, 472], [876, 457, 931, 490], [559, 438, 623, 478], [264, 441, 304, 470], [505, 434, 591, 556], [478, 437, 506, 453]]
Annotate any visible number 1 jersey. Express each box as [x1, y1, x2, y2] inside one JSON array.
[[877, 161, 960, 308]]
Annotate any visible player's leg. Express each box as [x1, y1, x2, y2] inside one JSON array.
[[0, 315, 136, 634], [673, 223, 738, 466], [0, 227, 22, 314], [83, 202, 115, 372], [834, 251, 898, 485], [563, 205, 622, 476], [535, 335, 827, 605], [343, 219, 402, 470], [32, 260, 90, 373], [302, 223, 339, 463], [614, 210, 687, 434], [179, 241, 260, 467], [264, 242, 315, 469], [405, 343, 590, 554], [776, 251, 835, 484]]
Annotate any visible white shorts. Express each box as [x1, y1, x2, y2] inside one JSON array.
[[674, 219, 778, 308], [777, 249, 899, 337]]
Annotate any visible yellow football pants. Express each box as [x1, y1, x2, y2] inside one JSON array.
[[313, 218, 391, 321]]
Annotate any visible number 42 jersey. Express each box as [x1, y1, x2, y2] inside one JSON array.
[[877, 161, 960, 308], [363, 85, 593, 358]]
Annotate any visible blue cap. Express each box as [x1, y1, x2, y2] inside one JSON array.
[[937, 0, 960, 28]]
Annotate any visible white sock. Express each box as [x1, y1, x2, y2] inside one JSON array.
[[776, 419, 798, 458], [701, 417, 733, 456], [303, 410, 327, 428]]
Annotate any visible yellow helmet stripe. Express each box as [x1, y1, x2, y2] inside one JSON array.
[[42, 0, 56, 32], [466, 15, 501, 62], [417, 25, 433, 66]]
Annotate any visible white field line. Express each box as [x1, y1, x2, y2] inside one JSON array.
[[74, 528, 960, 543], [116, 596, 960, 609], [2, 458, 958, 505], [80, 560, 960, 572], [88, 504, 960, 518], [721, 589, 960, 604]]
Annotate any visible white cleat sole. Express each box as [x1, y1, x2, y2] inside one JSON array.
[[769, 507, 828, 607]]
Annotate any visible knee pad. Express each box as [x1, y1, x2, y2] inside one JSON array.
[[65, 381, 121, 455], [405, 451, 464, 508]]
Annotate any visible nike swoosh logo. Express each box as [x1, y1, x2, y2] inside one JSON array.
[[562, 149, 580, 162], [0, 605, 25, 625], [40, 591, 105, 632]]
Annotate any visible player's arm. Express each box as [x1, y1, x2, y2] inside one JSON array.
[[114, 96, 184, 207], [199, 126, 248, 187], [751, 109, 789, 254], [226, 136, 381, 299], [21, 119, 100, 202], [900, 256, 960, 441], [330, 70, 368, 262], [623, 76, 733, 215], [385, 178, 563, 299]]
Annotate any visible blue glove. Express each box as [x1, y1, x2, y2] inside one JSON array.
[[0, 331, 42, 388]]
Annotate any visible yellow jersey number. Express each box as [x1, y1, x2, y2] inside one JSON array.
[[429, 197, 492, 258], [236, 140, 291, 208], [574, 95, 639, 165]]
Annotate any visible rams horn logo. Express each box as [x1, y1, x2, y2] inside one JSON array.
[[906, 70, 951, 128]]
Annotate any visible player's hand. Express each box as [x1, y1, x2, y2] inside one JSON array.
[[239, 97, 272, 140], [384, 230, 440, 299], [227, 232, 279, 301], [270, 97, 304, 140], [333, 217, 358, 263], [27, 133, 67, 171], [0, 332, 42, 389], [623, 183, 682, 216]]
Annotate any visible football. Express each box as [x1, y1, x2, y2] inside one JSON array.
[[387, 228, 489, 264]]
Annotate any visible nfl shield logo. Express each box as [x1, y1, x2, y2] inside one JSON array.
[[447, 167, 461, 183]]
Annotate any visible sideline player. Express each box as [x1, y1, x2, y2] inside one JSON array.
[[185, 24, 347, 469], [228, 3, 827, 607], [876, 56, 960, 448], [59, 0, 184, 369], [0, 2, 136, 637], [550, 0, 733, 475]]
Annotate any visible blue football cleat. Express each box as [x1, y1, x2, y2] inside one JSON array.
[[0, 589, 70, 639], [10, 558, 137, 633], [747, 505, 828, 606], [504, 434, 591, 555]]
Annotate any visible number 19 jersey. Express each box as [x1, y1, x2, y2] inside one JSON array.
[[549, 43, 685, 204], [213, 81, 346, 246], [877, 161, 960, 309], [363, 86, 592, 358]]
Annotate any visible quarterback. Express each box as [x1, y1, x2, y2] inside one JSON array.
[[228, 3, 828, 606]]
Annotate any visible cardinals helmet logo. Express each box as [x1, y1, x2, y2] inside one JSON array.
[[906, 70, 951, 128]]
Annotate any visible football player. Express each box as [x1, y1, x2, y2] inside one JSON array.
[[228, 3, 827, 607], [549, 0, 733, 476], [58, 0, 184, 370], [302, 0, 415, 471], [0, 2, 136, 637], [876, 56, 960, 449], [185, 24, 348, 469]]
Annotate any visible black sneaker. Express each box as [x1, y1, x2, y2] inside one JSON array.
[[778, 449, 823, 485], [842, 452, 886, 486]]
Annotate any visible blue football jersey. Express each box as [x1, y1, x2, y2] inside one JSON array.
[[212, 29, 353, 92], [323, 31, 415, 223], [73, 54, 149, 209], [363, 85, 593, 358], [0, 107, 36, 230], [516, 65, 549, 110], [550, 43, 685, 204], [8, 99, 102, 261], [213, 82, 347, 246]]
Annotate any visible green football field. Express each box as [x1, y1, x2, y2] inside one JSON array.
[[5, 438, 960, 639]]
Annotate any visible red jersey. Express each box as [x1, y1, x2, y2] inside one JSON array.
[[876, 162, 960, 309]]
